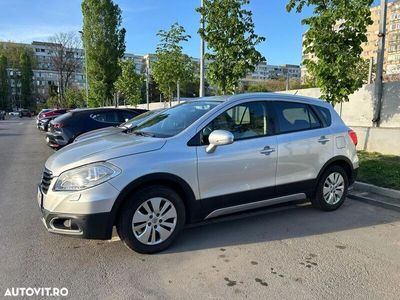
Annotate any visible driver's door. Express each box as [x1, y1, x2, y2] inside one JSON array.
[[196, 101, 278, 211]]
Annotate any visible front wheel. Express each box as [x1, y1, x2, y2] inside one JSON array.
[[311, 165, 348, 211], [117, 185, 186, 254]]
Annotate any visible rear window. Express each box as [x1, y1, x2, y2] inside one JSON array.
[[274, 101, 321, 133], [90, 111, 119, 123], [52, 112, 73, 124], [313, 105, 332, 126]]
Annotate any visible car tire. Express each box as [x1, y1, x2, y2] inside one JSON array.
[[311, 165, 348, 211], [117, 185, 186, 254]]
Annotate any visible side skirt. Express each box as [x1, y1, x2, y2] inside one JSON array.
[[204, 193, 306, 220]]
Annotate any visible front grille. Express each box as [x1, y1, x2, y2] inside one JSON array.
[[41, 168, 53, 194]]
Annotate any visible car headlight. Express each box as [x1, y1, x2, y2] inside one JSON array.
[[54, 162, 121, 191]]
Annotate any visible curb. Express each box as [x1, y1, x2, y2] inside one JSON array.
[[348, 193, 400, 213], [353, 181, 400, 199], [348, 181, 400, 212]]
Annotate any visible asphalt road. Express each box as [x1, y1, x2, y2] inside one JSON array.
[[1, 118, 400, 300]]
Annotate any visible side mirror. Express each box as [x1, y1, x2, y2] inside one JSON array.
[[206, 130, 234, 153]]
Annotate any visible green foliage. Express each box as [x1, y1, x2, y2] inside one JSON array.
[[152, 23, 195, 101], [0, 42, 36, 69], [287, 0, 373, 105], [115, 59, 144, 106], [46, 96, 60, 109], [358, 151, 400, 190], [19, 50, 34, 109], [197, 0, 265, 94], [81, 0, 126, 107], [65, 87, 86, 108], [0, 55, 9, 110], [241, 79, 306, 93]]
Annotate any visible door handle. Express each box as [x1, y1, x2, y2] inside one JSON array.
[[260, 146, 275, 155], [318, 136, 330, 144]]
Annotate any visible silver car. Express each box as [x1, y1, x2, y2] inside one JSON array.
[[37, 93, 359, 253]]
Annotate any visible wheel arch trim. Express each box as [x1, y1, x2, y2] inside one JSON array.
[[109, 173, 199, 228]]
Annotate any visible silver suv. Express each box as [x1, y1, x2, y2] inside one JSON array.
[[37, 93, 359, 253]]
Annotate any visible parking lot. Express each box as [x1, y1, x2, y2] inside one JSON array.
[[0, 118, 399, 299]]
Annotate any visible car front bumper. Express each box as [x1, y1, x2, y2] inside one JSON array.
[[37, 181, 120, 240], [40, 208, 112, 240]]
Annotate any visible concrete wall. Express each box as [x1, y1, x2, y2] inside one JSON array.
[[352, 126, 400, 155]]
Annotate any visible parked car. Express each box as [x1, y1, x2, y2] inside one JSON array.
[[46, 108, 146, 148], [19, 109, 33, 118], [0, 110, 5, 120], [38, 93, 359, 253], [74, 109, 165, 143], [37, 109, 67, 130], [38, 117, 55, 132], [9, 111, 20, 117], [37, 109, 54, 119]]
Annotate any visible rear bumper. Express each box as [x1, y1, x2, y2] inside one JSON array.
[[46, 132, 68, 147], [40, 208, 113, 240]]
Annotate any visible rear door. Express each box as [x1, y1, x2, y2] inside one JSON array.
[[196, 101, 278, 210], [272, 101, 333, 195]]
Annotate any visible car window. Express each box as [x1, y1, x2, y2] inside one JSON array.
[[119, 110, 161, 128], [274, 101, 321, 133], [118, 111, 138, 123], [90, 111, 119, 123], [133, 101, 220, 138], [313, 105, 332, 126], [201, 102, 271, 144]]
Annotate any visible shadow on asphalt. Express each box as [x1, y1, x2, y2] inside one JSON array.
[[159, 199, 399, 254]]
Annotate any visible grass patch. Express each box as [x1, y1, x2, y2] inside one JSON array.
[[357, 151, 400, 190]]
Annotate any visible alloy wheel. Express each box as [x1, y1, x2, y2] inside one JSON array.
[[323, 172, 345, 205], [132, 197, 177, 245]]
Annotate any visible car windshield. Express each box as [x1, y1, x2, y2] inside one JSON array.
[[119, 110, 161, 129], [132, 101, 221, 138]]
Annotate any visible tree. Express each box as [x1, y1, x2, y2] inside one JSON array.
[[19, 50, 33, 108], [0, 43, 36, 109], [81, 0, 126, 107], [197, 0, 265, 94], [115, 59, 143, 106], [287, 0, 373, 105], [65, 87, 86, 108], [152, 23, 196, 102], [0, 55, 9, 110], [48, 32, 83, 104]]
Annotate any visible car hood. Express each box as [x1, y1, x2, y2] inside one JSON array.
[[45, 133, 166, 176], [74, 126, 123, 143]]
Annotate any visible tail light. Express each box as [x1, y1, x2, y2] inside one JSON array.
[[348, 129, 358, 146], [53, 123, 64, 129]]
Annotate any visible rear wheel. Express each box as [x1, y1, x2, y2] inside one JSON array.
[[311, 165, 348, 211], [117, 185, 185, 254]]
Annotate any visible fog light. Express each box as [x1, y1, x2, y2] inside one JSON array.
[[63, 219, 72, 228]]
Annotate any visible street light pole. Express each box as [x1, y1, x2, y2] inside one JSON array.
[[146, 59, 150, 110], [79, 30, 89, 107], [199, 0, 205, 97], [373, 0, 387, 127]]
